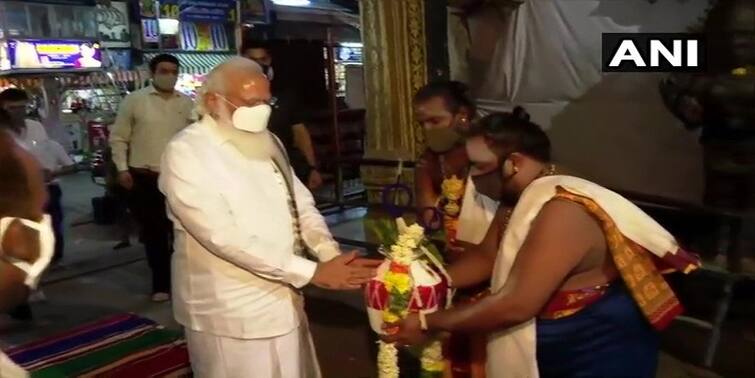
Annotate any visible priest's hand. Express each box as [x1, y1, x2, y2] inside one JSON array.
[[381, 313, 429, 347], [311, 251, 378, 290]]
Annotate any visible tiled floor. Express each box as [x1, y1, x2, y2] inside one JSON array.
[[0, 173, 742, 377]]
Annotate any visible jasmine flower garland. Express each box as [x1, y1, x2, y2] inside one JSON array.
[[374, 218, 448, 378]]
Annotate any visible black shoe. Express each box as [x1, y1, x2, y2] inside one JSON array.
[[9, 304, 33, 321], [113, 241, 131, 250]]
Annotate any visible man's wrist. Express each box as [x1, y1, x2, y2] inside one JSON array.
[[284, 255, 318, 289], [425, 311, 446, 332]]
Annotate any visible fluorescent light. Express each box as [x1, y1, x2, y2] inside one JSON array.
[[158, 19, 180, 35], [340, 42, 363, 48], [271, 0, 311, 6]]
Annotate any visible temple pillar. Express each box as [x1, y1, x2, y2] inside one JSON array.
[[360, 0, 446, 205]]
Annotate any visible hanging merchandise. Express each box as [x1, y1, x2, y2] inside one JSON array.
[[97, 1, 131, 48], [180, 23, 230, 51], [142, 19, 159, 43]]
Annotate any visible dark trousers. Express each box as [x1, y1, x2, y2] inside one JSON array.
[[46, 183, 64, 262], [128, 169, 173, 294]]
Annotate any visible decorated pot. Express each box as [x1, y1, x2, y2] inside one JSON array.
[[365, 259, 448, 335]]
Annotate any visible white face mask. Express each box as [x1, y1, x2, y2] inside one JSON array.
[[0, 215, 54, 288], [218, 96, 272, 133]]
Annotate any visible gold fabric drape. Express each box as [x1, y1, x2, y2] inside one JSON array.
[[360, 0, 428, 203]]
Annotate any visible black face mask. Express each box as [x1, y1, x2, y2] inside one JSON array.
[[471, 168, 504, 201], [471, 155, 520, 203]]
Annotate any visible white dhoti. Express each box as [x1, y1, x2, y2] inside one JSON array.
[[186, 319, 321, 378]]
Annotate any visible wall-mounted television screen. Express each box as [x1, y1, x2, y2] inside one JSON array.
[[6, 39, 102, 70]]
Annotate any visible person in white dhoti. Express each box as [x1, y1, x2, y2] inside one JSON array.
[[158, 57, 379, 378], [0, 128, 56, 378]]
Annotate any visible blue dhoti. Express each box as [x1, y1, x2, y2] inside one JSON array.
[[536, 284, 659, 378]]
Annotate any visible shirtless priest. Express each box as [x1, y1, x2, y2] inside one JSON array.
[[385, 111, 700, 378]]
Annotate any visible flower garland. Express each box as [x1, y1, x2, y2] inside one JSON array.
[[440, 175, 465, 244], [377, 221, 445, 378]]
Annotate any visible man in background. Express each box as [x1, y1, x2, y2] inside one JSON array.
[[109, 54, 193, 302], [0, 88, 76, 322], [0, 114, 56, 377], [0, 88, 76, 264], [243, 41, 324, 190]]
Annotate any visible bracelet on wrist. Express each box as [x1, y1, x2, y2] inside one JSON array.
[[419, 311, 429, 331]]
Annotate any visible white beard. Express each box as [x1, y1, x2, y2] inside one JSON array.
[[213, 105, 275, 161]]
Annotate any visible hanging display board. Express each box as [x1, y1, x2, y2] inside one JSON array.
[[97, 1, 131, 48], [4, 40, 102, 70]]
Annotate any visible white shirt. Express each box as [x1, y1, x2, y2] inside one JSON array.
[[13, 119, 49, 151], [11, 120, 73, 183], [109, 85, 193, 172], [34, 139, 74, 172], [159, 116, 340, 340], [0, 352, 28, 378]]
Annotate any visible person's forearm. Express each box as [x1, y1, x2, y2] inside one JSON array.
[[52, 165, 78, 178], [110, 140, 129, 171], [427, 290, 530, 334], [292, 124, 318, 167], [446, 248, 494, 288]]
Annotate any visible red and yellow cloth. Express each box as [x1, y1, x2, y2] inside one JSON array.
[[543, 189, 699, 329]]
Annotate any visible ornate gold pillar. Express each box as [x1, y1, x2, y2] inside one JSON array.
[[360, 0, 428, 204]]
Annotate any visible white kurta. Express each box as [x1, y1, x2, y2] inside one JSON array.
[[0, 352, 28, 378], [159, 116, 340, 377]]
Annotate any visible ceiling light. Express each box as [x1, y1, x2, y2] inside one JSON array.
[[271, 0, 311, 6]]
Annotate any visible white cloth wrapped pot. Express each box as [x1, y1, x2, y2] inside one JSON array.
[[365, 259, 448, 335]]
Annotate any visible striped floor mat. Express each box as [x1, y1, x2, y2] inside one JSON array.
[[5, 313, 191, 378]]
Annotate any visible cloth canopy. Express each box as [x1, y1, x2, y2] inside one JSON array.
[[450, 0, 709, 128]]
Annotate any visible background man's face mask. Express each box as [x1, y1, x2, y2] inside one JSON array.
[[471, 164, 504, 200], [218, 95, 272, 133], [425, 127, 462, 153], [153, 74, 177, 90], [261, 65, 274, 81], [0, 216, 55, 289]]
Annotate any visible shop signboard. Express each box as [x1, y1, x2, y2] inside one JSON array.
[[336, 47, 362, 63], [6, 40, 103, 70], [159, 0, 237, 23]]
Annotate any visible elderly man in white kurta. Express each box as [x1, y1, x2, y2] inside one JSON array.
[[159, 57, 378, 378]]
